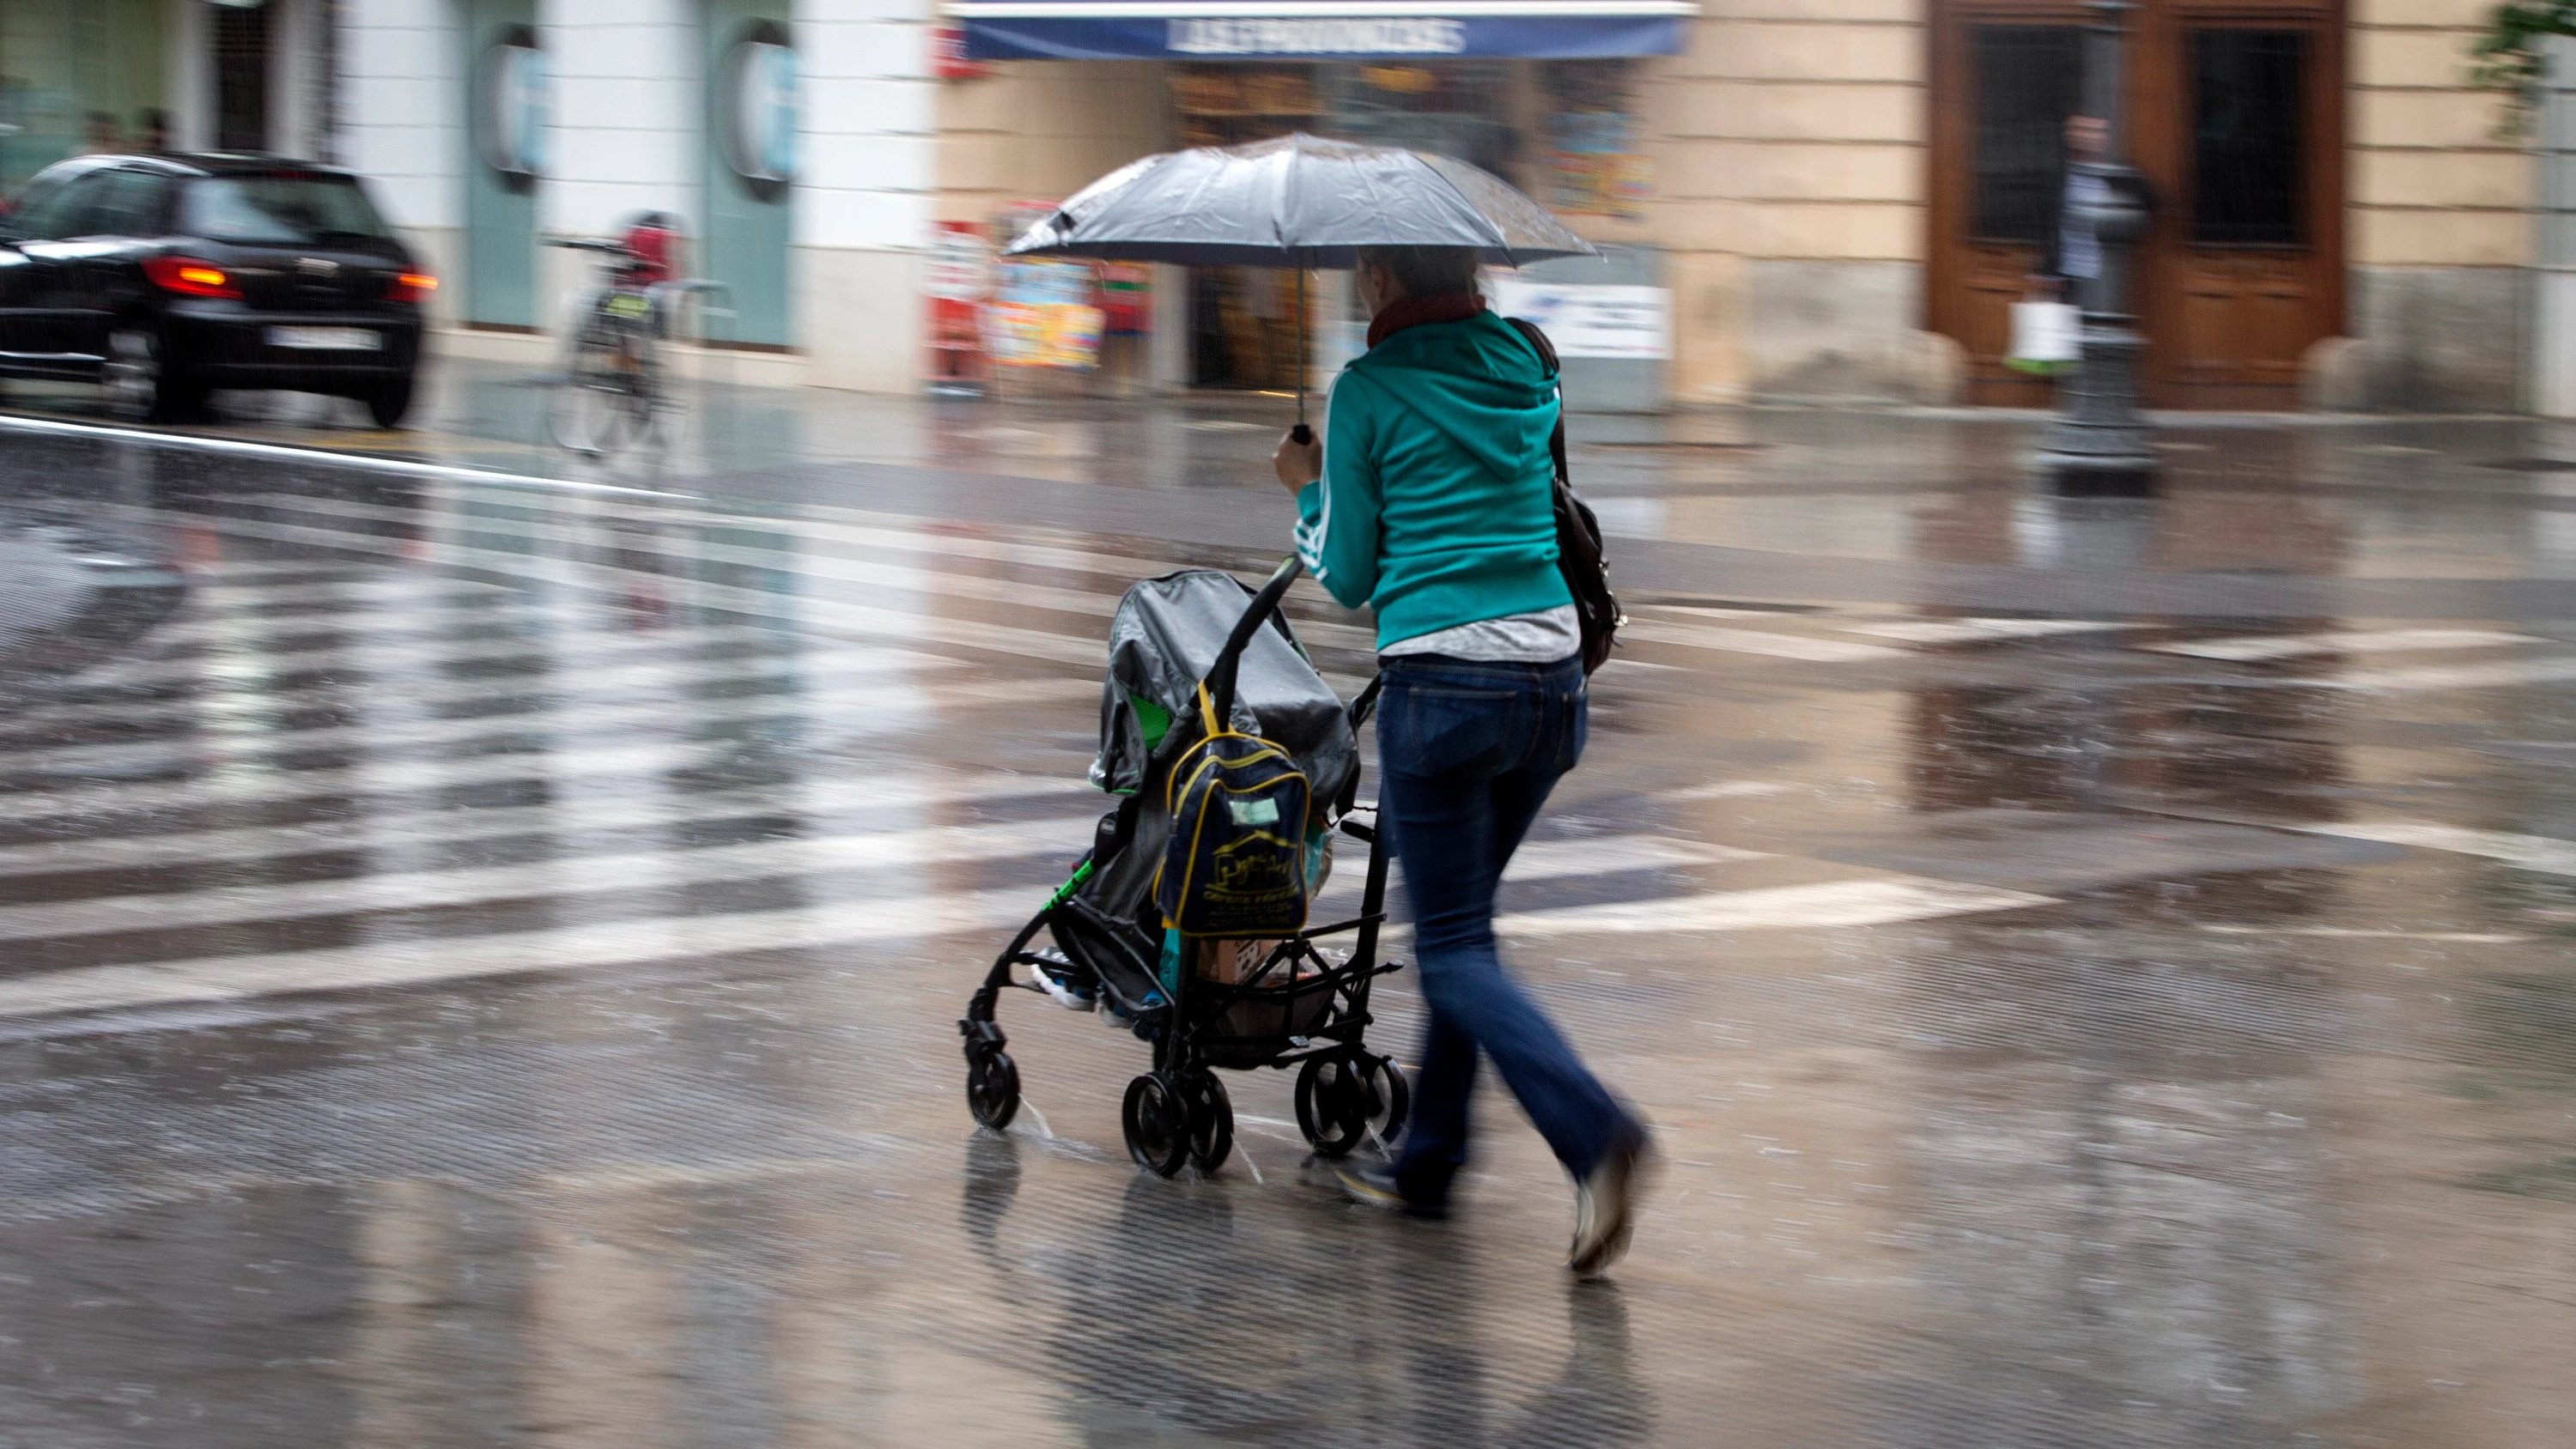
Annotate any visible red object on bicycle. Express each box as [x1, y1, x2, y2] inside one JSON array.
[[620, 213, 679, 285]]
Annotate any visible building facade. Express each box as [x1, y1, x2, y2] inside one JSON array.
[[3, 0, 2547, 410]]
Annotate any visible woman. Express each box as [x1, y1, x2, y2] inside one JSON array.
[[1271, 244, 1654, 1276]]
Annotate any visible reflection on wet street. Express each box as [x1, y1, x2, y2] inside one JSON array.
[[3, 403, 2573, 1446]]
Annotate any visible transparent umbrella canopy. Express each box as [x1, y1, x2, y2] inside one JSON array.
[[1004, 132, 1597, 433]]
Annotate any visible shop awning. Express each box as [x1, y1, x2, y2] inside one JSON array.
[[948, 1, 1698, 61]]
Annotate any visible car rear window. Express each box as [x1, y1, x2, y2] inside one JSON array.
[[181, 173, 394, 246]]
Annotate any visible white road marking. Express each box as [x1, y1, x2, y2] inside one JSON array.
[[2287, 821, 2576, 877], [2148, 627, 2549, 662], [1618, 618, 1904, 663], [0, 771, 1096, 879], [66, 621, 803, 693], [1501, 878, 2053, 937], [1660, 780, 1793, 802], [2280, 658, 2576, 692], [94, 503, 1124, 668], [0, 813, 1109, 945], [0, 867, 2054, 1021], [0, 667, 1066, 776], [1311, 834, 1764, 906], [2195, 925, 2527, 943], [1844, 618, 2136, 646], [231, 490, 1382, 654], [3, 641, 969, 734], [0, 672, 1091, 826]]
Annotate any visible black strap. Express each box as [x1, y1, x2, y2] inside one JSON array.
[[1502, 317, 1570, 488]]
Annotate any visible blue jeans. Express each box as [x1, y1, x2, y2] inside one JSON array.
[[1375, 653, 1631, 1203]]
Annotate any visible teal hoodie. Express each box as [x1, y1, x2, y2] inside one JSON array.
[[1294, 310, 1571, 649]]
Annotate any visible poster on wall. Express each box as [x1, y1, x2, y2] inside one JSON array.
[[1540, 60, 1650, 222], [985, 200, 1106, 370], [1540, 111, 1650, 221], [1485, 279, 1671, 360]]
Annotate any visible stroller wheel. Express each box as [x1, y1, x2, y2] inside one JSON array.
[[1297, 1052, 1409, 1159], [967, 1049, 1021, 1131], [1180, 1070, 1234, 1173], [1121, 1071, 1192, 1178]]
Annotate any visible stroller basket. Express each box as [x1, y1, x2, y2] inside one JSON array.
[[960, 558, 1408, 1175]]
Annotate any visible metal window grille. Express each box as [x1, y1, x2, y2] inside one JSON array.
[[2190, 29, 2306, 247], [1968, 25, 2082, 243]]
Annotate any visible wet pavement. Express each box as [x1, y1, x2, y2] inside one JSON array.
[[2, 376, 2574, 1447]]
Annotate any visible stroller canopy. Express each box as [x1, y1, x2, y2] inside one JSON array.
[[1091, 569, 1358, 809]]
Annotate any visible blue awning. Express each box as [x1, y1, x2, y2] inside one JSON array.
[[949, 2, 1695, 61]]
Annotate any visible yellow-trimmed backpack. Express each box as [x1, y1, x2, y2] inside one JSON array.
[[1155, 682, 1313, 939]]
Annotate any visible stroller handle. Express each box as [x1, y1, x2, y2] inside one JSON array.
[[1206, 556, 1303, 728]]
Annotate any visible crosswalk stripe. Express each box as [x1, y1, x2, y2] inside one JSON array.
[[65, 619, 799, 694], [1619, 617, 1903, 662], [1844, 618, 2136, 646], [1662, 780, 1793, 802], [1310, 834, 1762, 906], [0, 671, 1094, 827], [0, 652, 1005, 782], [2, 641, 970, 737], [0, 771, 1097, 880], [1, 658, 1024, 775], [95, 502, 1129, 669], [248, 487, 1224, 598], [2287, 821, 2576, 877], [130, 573, 514, 611], [0, 812, 1109, 947], [2284, 657, 2576, 692], [0, 888, 1054, 1020], [0, 860, 2048, 1022], [1500, 877, 2053, 937], [2149, 627, 2549, 662], [231, 489, 1387, 656], [0, 814, 1762, 949]]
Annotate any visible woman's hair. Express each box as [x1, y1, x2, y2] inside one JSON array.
[[1359, 245, 1481, 300]]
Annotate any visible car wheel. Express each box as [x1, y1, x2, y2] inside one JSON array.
[[365, 375, 416, 429], [106, 325, 202, 423]]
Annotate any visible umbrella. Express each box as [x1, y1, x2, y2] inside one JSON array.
[[1005, 133, 1595, 434]]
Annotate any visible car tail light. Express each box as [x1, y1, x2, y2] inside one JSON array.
[[144, 256, 240, 299], [386, 272, 437, 304]]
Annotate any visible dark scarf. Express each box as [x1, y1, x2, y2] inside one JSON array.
[[1365, 291, 1486, 350]]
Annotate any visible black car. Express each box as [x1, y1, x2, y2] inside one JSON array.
[[0, 153, 431, 427]]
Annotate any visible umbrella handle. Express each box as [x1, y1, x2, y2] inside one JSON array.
[[1290, 423, 1312, 445]]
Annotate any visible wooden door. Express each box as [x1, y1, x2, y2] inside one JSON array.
[[1927, 0, 2343, 409]]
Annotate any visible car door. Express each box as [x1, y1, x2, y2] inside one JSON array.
[[0, 174, 83, 365], [58, 170, 175, 361], [12, 171, 119, 364]]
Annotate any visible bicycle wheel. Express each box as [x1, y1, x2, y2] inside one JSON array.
[[549, 332, 644, 457]]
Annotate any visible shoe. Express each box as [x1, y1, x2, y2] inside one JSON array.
[[1334, 1160, 1449, 1220], [1029, 952, 1097, 1011], [1569, 1123, 1657, 1277]]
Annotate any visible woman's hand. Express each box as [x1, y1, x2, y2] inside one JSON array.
[[1272, 427, 1321, 494]]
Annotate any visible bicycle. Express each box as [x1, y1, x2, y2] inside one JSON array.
[[544, 237, 732, 458]]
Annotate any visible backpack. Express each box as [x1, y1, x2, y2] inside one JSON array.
[[1155, 682, 1313, 938], [1502, 317, 1623, 675]]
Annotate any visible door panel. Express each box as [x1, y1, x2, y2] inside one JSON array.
[[464, 2, 540, 329], [703, 0, 795, 349], [1930, 15, 2085, 406], [2145, 17, 2341, 407], [1928, 0, 2343, 409]]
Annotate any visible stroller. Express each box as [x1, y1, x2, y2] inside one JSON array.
[[959, 558, 1410, 1175]]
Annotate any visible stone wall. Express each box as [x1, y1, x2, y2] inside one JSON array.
[[1639, 0, 1954, 403], [2325, 0, 2534, 410]]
